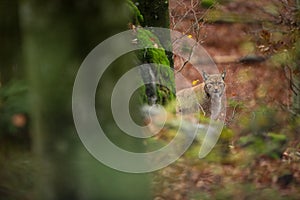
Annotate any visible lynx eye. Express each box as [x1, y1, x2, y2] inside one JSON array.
[[206, 84, 213, 88]]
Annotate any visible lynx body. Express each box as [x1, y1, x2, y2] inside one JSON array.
[[176, 71, 226, 118]]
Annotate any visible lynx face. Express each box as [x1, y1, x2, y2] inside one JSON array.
[[203, 71, 226, 98]]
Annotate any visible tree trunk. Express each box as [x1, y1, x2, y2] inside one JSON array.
[[134, 0, 175, 105], [0, 0, 22, 84]]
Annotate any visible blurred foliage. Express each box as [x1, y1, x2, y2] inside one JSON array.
[[238, 132, 287, 159], [0, 80, 29, 140], [212, 183, 291, 200], [183, 124, 233, 162], [240, 106, 280, 134], [21, 0, 151, 199], [201, 0, 217, 8], [127, 0, 144, 25], [233, 106, 288, 159], [0, 150, 35, 200], [228, 98, 244, 109]]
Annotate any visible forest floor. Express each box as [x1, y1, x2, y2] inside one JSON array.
[[152, 0, 300, 199]]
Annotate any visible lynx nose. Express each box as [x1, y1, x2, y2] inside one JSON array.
[[214, 86, 218, 93]]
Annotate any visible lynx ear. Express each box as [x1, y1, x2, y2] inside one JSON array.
[[221, 70, 226, 80], [202, 71, 209, 81]]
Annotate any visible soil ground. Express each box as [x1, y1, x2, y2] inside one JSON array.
[[152, 0, 300, 199]]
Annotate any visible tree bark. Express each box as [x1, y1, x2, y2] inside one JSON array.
[[134, 0, 175, 105], [0, 0, 22, 84]]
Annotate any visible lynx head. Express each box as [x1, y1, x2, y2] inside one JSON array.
[[203, 70, 226, 98]]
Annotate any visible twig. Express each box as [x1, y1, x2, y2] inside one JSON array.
[[284, 65, 300, 96], [175, 42, 198, 73]]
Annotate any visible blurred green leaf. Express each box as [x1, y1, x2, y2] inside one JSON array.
[[0, 80, 29, 136]]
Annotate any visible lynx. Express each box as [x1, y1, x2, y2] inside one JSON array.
[[176, 71, 226, 118]]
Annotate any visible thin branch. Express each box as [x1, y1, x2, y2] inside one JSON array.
[[284, 65, 300, 96], [175, 42, 198, 73]]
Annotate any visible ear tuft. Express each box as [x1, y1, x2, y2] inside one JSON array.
[[202, 71, 209, 81], [221, 70, 226, 80]]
